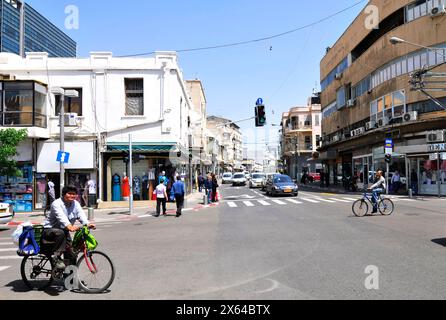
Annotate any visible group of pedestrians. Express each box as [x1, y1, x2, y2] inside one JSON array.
[[154, 173, 186, 218], [198, 172, 219, 203]]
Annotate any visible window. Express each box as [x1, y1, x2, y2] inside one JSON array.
[[336, 87, 346, 109], [55, 88, 83, 116], [315, 115, 320, 126], [125, 78, 144, 116]]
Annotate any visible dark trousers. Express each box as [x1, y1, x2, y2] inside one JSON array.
[[88, 194, 97, 208], [175, 195, 185, 215], [41, 229, 76, 264], [156, 198, 167, 216]]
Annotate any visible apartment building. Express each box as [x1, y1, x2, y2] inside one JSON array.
[[319, 0, 446, 196]]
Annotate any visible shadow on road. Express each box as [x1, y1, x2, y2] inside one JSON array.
[[5, 280, 63, 296], [431, 238, 446, 247]]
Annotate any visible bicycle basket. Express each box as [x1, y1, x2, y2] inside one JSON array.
[[33, 225, 44, 247]]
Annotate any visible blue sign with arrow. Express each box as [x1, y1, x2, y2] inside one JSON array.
[[57, 151, 70, 164]]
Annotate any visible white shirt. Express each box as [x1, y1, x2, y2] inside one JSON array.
[[48, 181, 55, 198], [44, 198, 89, 230], [391, 174, 401, 183], [156, 184, 167, 199], [87, 179, 97, 195]]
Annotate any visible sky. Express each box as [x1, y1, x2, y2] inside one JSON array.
[[27, 0, 367, 162]]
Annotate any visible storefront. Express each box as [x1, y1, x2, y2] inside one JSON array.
[[36, 141, 97, 209]]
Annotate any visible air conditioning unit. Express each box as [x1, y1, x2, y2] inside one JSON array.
[[356, 127, 365, 136], [335, 72, 343, 80], [347, 99, 357, 108], [377, 118, 386, 127], [64, 113, 79, 127], [403, 111, 418, 123], [430, 5, 446, 17], [427, 130, 446, 143], [332, 135, 340, 143], [351, 130, 356, 137], [366, 121, 376, 131]]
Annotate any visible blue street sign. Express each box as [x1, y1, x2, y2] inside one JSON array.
[[256, 98, 264, 106], [57, 151, 70, 164], [385, 139, 394, 148]]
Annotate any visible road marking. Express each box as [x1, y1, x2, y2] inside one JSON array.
[[0, 266, 11, 272], [272, 200, 287, 205], [0, 256, 21, 260], [0, 248, 17, 253], [300, 198, 320, 204], [342, 197, 359, 201], [258, 200, 271, 206], [0, 243, 13, 246], [312, 197, 336, 203], [243, 201, 255, 207], [329, 198, 350, 203], [395, 198, 415, 202], [228, 202, 238, 208], [287, 199, 303, 204]]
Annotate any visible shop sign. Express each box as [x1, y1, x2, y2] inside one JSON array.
[[430, 153, 438, 161], [441, 153, 446, 160], [428, 143, 446, 152]]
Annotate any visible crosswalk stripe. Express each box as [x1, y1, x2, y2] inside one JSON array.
[[0, 248, 16, 253], [395, 198, 415, 202], [0, 266, 11, 272], [300, 198, 320, 204], [287, 199, 303, 204], [243, 201, 255, 207], [228, 202, 238, 208], [329, 198, 350, 203], [342, 197, 359, 201], [272, 200, 287, 205], [0, 256, 21, 260], [312, 197, 336, 203], [0, 243, 13, 246], [258, 200, 271, 206]]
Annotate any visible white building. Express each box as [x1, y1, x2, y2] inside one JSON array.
[[0, 51, 195, 210]]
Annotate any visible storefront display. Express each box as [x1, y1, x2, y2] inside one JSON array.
[[0, 164, 34, 212], [112, 173, 122, 201]]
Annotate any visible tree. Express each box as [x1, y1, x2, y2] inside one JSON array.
[[0, 129, 28, 177]]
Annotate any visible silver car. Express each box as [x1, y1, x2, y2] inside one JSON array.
[[249, 173, 266, 188], [232, 173, 247, 186], [0, 203, 14, 225]]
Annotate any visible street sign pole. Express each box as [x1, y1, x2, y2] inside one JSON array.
[[129, 134, 134, 216], [59, 94, 65, 197]]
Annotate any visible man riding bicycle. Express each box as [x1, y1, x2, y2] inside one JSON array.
[[368, 170, 387, 214], [41, 186, 96, 270]]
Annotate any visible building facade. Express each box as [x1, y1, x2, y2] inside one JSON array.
[[280, 96, 322, 181], [319, 0, 446, 196], [0, 0, 76, 57], [0, 51, 194, 211]]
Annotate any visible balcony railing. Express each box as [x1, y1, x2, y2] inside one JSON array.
[[1, 112, 47, 128]]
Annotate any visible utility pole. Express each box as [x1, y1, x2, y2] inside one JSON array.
[[129, 134, 134, 215], [59, 94, 65, 197]]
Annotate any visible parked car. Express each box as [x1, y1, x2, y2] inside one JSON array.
[[0, 203, 14, 225], [232, 173, 247, 186], [249, 173, 266, 189], [308, 173, 321, 182], [265, 174, 299, 197], [222, 172, 233, 184]]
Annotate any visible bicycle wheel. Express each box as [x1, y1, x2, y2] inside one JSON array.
[[20, 255, 54, 291], [379, 198, 394, 216], [77, 251, 115, 293], [352, 200, 368, 217]]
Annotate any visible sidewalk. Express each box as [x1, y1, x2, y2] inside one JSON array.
[[7, 191, 207, 226]]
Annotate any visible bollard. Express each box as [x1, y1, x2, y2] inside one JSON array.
[[88, 207, 94, 221], [203, 195, 208, 205], [408, 189, 413, 199]]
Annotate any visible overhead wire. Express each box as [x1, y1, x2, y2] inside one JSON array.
[[117, 0, 367, 58]]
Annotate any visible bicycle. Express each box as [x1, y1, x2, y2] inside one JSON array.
[[352, 190, 395, 217], [20, 226, 115, 293]]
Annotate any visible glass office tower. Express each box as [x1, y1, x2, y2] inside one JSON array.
[[0, 0, 76, 57]]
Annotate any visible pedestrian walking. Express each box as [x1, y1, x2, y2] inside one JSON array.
[[154, 179, 168, 217], [171, 175, 186, 217], [198, 173, 204, 193], [391, 170, 402, 194], [211, 173, 219, 203], [205, 175, 213, 203], [85, 175, 97, 208], [411, 169, 419, 195]]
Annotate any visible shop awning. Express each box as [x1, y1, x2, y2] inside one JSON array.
[[107, 144, 176, 153]]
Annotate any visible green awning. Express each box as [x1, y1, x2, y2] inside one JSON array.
[[107, 145, 176, 153]]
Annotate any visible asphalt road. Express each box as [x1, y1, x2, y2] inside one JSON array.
[[1, 184, 446, 300]]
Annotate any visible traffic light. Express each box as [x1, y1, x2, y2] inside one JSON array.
[[255, 105, 267, 127], [385, 154, 392, 164], [123, 151, 130, 164]]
